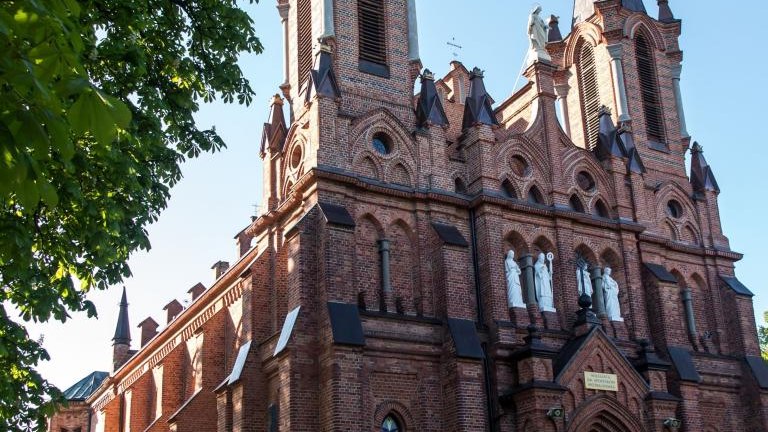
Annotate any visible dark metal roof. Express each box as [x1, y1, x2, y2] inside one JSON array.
[[547, 15, 563, 42], [720, 275, 754, 297], [305, 45, 340, 104], [112, 287, 131, 345], [327, 302, 366, 346], [318, 202, 356, 228], [658, 0, 676, 23], [63, 371, 109, 401], [690, 142, 720, 193], [431, 223, 469, 247], [447, 318, 484, 359], [667, 346, 701, 382], [462, 68, 498, 130], [618, 127, 646, 174], [643, 263, 678, 283], [746, 356, 768, 389], [416, 69, 449, 128], [594, 107, 625, 161]]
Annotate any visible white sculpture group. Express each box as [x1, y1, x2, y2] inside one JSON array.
[[504, 250, 623, 321], [504, 250, 555, 312]]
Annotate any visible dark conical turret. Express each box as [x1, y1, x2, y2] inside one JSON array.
[[415, 69, 448, 128], [112, 287, 131, 346], [547, 15, 563, 42], [618, 126, 646, 174], [690, 142, 720, 193], [573, 0, 646, 27], [305, 43, 340, 104], [594, 106, 624, 160], [462, 68, 498, 131], [657, 0, 676, 23]]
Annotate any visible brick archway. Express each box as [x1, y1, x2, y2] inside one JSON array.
[[566, 396, 645, 432]]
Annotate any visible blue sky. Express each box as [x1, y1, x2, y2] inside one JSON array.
[[29, 0, 768, 390]]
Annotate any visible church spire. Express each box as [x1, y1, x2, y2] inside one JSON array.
[[112, 287, 131, 346], [415, 69, 448, 128]]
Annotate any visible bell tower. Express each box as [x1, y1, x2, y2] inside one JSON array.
[[277, 0, 421, 121]]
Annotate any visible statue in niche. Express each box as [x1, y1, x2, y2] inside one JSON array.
[[576, 261, 593, 296], [527, 6, 552, 65], [603, 267, 623, 321], [534, 252, 555, 312], [505, 250, 525, 308]]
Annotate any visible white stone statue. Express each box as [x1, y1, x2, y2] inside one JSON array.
[[505, 250, 525, 308], [576, 262, 593, 296], [527, 6, 552, 65], [603, 267, 623, 321], [534, 252, 556, 312]]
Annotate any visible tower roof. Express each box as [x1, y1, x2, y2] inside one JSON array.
[[62, 371, 109, 401], [415, 69, 449, 128], [690, 142, 720, 193], [259, 94, 287, 158], [573, 0, 646, 27], [461, 68, 498, 130], [112, 287, 131, 345]]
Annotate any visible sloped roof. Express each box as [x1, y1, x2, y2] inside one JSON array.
[[63, 371, 109, 401]]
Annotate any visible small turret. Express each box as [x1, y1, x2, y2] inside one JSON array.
[[594, 107, 624, 159], [112, 287, 132, 370], [657, 0, 676, 23], [573, 0, 646, 27], [259, 94, 287, 158], [461, 68, 498, 131], [415, 69, 448, 128], [689, 142, 720, 194], [305, 43, 340, 104]]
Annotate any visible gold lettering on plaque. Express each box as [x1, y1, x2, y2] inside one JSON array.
[[584, 372, 618, 391]]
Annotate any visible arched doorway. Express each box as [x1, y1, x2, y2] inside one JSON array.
[[566, 396, 645, 432]]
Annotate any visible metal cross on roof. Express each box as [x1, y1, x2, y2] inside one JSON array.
[[447, 37, 463, 60]]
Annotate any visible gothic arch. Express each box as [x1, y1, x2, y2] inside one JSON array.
[[532, 235, 556, 256], [655, 182, 699, 225], [356, 213, 385, 310], [525, 181, 549, 206], [353, 151, 383, 180], [682, 222, 700, 245], [562, 151, 617, 206], [373, 400, 414, 431], [496, 138, 550, 185], [564, 24, 602, 68], [500, 177, 520, 199], [566, 395, 646, 432], [575, 243, 598, 265], [350, 108, 417, 165], [387, 161, 413, 187], [624, 14, 667, 52], [504, 231, 529, 256]]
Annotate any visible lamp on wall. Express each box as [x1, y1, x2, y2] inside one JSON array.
[[546, 407, 564, 419], [663, 418, 682, 429]]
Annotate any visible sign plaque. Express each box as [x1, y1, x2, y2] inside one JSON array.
[[584, 371, 618, 391]]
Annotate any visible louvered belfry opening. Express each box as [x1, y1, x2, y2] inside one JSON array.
[[577, 42, 601, 150], [297, 0, 313, 87], [358, 0, 389, 76], [635, 33, 666, 144]]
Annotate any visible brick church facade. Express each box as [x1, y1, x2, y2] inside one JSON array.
[[50, 0, 768, 431]]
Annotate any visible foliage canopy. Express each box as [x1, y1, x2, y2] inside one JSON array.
[[0, 0, 261, 428]]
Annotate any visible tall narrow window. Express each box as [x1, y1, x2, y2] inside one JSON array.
[[297, 0, 313, 86], [358, 0, 389, 77], [577, 42, 600, 150], [635, 33, 665, 144]]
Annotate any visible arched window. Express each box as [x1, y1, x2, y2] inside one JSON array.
[[296, 0, 313, 85], [527, 186, 544, 205], [358, 0, 389, 77], [501, 180, 517, 199], [569, 195, 585, 213], [635, 32, 665, 144], [577, 42, 600, 150], [381, 415, 401, 432], [594, 199, 610, 218]]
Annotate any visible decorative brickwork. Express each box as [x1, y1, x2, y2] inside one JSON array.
[[49, 1, 767, 431]]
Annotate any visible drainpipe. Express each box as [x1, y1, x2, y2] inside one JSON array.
[[469, 208, 495, 431]]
